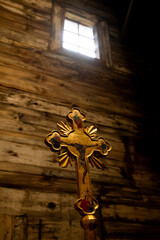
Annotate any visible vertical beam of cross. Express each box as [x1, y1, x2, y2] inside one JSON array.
[[45, 108, 111, 239]]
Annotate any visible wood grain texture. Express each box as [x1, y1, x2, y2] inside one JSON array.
[[0, 0, 158, 239]]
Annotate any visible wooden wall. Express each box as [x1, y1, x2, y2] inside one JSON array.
[[0, 0, 159, 239]]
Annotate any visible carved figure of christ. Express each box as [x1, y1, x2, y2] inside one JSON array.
[[45, 108, 111, 211], [56, 129, 101, 201], [45, 108, 112, 239]]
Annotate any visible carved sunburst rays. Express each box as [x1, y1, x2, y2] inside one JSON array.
[[57, 121, 72, 136], [85, 126, 103, 168], [56, 122, 104, 169], [47, 120, 111, 169], [59, 148, 103, 169], [58, 150, 75, 167], [57, 121, 98, 139], [84, 125, 97, 139], [89, 155, 102, 168]]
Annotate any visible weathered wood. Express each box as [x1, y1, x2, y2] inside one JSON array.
[[102, 204, 160, 223], [0, 14, 50, 40], [0, 26, 48, 50], [97, 21, 112, 68], [0, 214, 28, 240], [0, 0, 158, 239], [0, 138, 125, 183], [0, 168, 160, 208], [0, 215, 13, 240], [0, 0, 51, 22], [0, 186, 78, 217], [0, 187, 84, 239], [12, 0, 52, 13], [49, 2, 64, 51], [55, 0, 120, 26], [0, 86, 140, 134], [27, 216, 84, 240], [103, 221, 160, 239], [0, 42, 147, 99]]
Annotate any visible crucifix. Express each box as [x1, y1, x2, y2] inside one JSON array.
[[45, 108, 111, 240]]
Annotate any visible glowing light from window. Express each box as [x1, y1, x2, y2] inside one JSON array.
[[63, 19, 97, 58]]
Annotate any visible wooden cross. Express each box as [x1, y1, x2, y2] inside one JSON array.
[[45, 108, 111, 240]]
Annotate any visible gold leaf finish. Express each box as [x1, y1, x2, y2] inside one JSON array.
[[89, 155, 102, 168], [85, 126, 97, 139], [45, 107, 111, 199], [57, 121, 72, 136], [45, 108, 112, 240]]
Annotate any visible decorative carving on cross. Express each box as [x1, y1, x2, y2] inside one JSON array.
[[45, 108, 111, 239]]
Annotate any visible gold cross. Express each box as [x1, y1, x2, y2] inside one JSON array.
[[45, 108, 111, 239]]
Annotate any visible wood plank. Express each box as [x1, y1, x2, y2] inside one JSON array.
[[108, 24, 120, 39], [0, 43, 151, 121], [0, 96, 129, 150], [0, 14, 50, 40], [0, 6, 50, 29], [27, 216, 83, 240], [0, 170, 77, 194], [0, 188, 85, 239], [0, 42, 148, 108], [97, 21, 112, 67], [0, 117, 127, 164], [0, 215, 13, 240], [49, 2, 64, 51], [0, 42, 140, 95], [0, 84, 140, 133], [1, 168, 160, 207], [0, 161, 128, 191], [0, 26, 48, 50], [102, 204, 160, 223], [13, 0, 52, 13], [0, 214, 28, 240], [0, 187, 81, 226], [0, 0, 51, 22], [101, 190, 160, 210], [0, 0, 158, 239], [0, 138, 125, 182], [56, 0, 120, 26], [103, 221, 160, 238]]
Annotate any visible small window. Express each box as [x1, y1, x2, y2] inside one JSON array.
[[62, 19, 99, 59]]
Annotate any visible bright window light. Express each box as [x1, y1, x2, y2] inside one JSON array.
[[62, 19, 98, 59]]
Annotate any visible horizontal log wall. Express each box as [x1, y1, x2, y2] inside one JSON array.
[[0, 0, 159, 239]]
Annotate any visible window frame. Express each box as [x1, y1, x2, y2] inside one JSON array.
[[49, 2, 112, 67], [62, 18, 99, 59]]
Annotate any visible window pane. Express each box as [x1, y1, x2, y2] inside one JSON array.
[[63, 42, 78, 52], [79, 36, 95, 51], [64, 19, 78, 33], [63, 31, 78, 45], [79, 48, 96, 58], [62, 19, 98, 59], [79, 24, 94, 39]]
